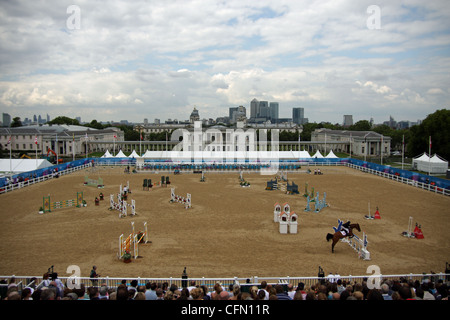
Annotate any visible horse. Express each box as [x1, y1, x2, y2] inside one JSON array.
[[326, 223, 361, 253]]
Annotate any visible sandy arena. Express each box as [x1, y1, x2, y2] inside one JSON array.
[[0, 166, 449, 279]]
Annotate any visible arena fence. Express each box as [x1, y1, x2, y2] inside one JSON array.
[[0, 160, 93, 195], [1, 273, 448, 298], [1, 157, 448, 196]]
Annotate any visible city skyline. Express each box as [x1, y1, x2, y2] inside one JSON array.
[[0, 1, 449, 125]]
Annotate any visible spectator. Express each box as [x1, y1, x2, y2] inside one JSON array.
[[249, 286, 258, 300], [190, 287, 204, 300], [21, 287, 33, 300], [353, 291, 364, 300], [88, 286, 99, 300], [296, 282, 307, 300], [287, 283, 296, 300], [135, 292, 146, 300], [145, 282, 157, 300], [229, 284, 240, 301], [40, 288, 56, 300], [381, 283, 392, 300], [155, 288, 164, 300], [219, 290, 229, 300], [187, 280, 197, 293], [201, 285, 211, 300], [211, 282, 223, 300], [116, 285, 129, 301], [367, 289, 383, 300], [6, 290, 21, 300], [99, 285, 109, 300], [339, 290, 350, 301], [435, 284, 448, 300], [257, 281, 269, 300], [398, 285, 414, 300], [275, 285, 292, 300], [293, 291, 303, 300]]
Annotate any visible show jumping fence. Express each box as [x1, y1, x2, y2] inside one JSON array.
[[42, 192, 84, 213]]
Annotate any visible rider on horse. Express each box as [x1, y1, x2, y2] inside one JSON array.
[[341, 221, 354, 237]]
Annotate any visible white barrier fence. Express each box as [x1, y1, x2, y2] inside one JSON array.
[[0, 163, 92, 195], [345, 163, 450, 196]]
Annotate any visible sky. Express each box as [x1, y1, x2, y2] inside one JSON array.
[[0, 0, 449, 125]]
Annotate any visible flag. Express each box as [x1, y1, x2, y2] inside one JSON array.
[[7, 136, 11, 144], [35, 136, 38, 144], [429, 136, 432, 150]]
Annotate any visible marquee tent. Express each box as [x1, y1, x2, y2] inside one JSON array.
[[413, 153, 448, 174], [0, 159, 53, 173], [101, 150, 113, 158], [325, 150, 339, 158]]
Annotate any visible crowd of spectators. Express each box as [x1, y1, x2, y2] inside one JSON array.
[[1, 275, 448, 301]]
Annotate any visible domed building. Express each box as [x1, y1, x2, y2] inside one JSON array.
[[189, 107, 200, 124]]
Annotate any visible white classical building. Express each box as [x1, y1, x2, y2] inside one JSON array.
[[0, 125, 124, 158], [311, 128, 391, 157]]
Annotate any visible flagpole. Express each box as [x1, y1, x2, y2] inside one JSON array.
[[72, 134, 75, 161], [401, 134, 404, 170], [380, 135, 383, 165], [428, 136, 431, 176], [56, 133, 58, 164], [35, 136, 38, 167], [9, 135, 12, 174]]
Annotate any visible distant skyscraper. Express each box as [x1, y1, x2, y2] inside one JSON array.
[[258, 101, 269, 118], [2, 113, 11, 127], [250, 98, 259, 119], [343, 115, 353, 127], [229, 107, 238, 122], [292, 108, 304, 125], [269, 102, 279, 121]]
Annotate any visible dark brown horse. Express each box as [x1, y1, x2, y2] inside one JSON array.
[[326, 223, 361, 253]]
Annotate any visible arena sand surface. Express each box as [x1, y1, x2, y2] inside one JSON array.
[[0, 166, 449, 279]]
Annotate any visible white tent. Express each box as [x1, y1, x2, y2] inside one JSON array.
[[417, 154, 448, 174], [312, 150, 324, 158], [325, 150, 338, 158], [412, 152, 430, 170], [101, 150, 114, 158], [0, 159, 53, 173], [298, 150, 312, 159], [115, 150, 127, 158], [128, 150, 141, 158]]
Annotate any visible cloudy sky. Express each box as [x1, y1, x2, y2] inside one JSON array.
[[1, 0, 449, 125]]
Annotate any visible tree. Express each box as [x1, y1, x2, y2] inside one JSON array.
[[84, 119, 107, 130], [408, 109, 450, 160], [11, 117, 22, 127], [47, 116, 80, 125], [349, 120, 372, 131]]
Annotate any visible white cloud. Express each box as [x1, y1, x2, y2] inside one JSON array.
[[0, 0, 449, 123]]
